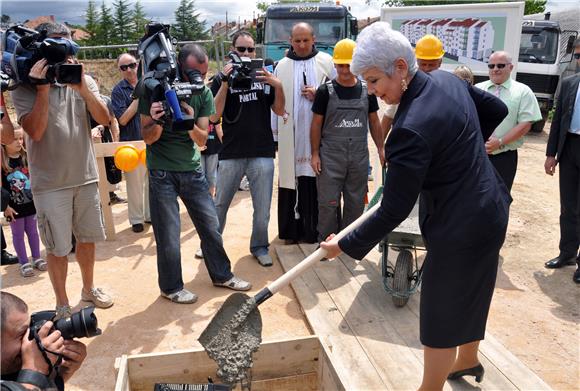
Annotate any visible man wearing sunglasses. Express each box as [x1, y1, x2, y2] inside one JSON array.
[[544, 38, 580, 284], [475, 51, 541, 193], [112, 53, 150, 234], [209, 31, 285, 267]]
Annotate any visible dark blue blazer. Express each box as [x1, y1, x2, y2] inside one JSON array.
[[340, 70, 511, 258]]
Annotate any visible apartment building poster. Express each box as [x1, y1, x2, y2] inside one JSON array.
[[381, 2, 525, 76]]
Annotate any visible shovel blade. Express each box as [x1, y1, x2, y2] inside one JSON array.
[[198, 293, 263, 384]]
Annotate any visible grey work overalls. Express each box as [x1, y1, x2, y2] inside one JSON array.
[[317, 80, 369, 242]]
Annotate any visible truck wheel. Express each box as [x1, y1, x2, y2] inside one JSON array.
[[530, 116, 547, 133], [392, 250, 413, 307]]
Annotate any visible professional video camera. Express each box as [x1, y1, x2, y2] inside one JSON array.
[[227, 52, 264, 90], [1, 25, 82, 85], [28, 306, 101, 341], [133, 23, 205, 131]]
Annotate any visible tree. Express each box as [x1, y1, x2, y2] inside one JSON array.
[[113, 0, 134, 44], [83, 0, 99, 44], [97, 0, 114, 45], [378, 0, 546, 15], [173, 0, 207, 41], [1, 14, 11, 25], [132, 0, 149, 40]]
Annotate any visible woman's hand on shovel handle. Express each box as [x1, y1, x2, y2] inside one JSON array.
[[320, 234, 342, 259]]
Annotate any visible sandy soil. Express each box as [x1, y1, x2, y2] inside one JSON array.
[[1, 121, 578, 390]]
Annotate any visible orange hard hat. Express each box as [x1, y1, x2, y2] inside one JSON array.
[[139, 148, 147, 166], [114, 145, 140, 172], [415, 34, 445, 60]]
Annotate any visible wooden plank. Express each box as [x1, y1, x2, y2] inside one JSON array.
[[275, 244, 388, 390], [93, 141, 146, 158], [113, 355, 130, 391], [318, 349, 345, 391], [298, 244, 423, 390]]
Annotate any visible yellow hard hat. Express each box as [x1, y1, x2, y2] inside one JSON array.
[[415, 34, 445, 60], [114, 145, 140, 172], [333, 38, 356, 64]]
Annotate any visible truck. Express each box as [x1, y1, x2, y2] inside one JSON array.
[[382, 2, 578, 132], [516, 14, 577, 132], [256, 2, 359, 61]]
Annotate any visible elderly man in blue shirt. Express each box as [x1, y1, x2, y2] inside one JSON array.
[[111, 53, 150, 233]]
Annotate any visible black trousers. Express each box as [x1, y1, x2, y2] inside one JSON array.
[[558, 133, 580, 262], [488, 149, 518, 193]]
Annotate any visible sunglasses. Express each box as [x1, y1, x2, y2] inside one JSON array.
[[487, 63, 508, 69], [235, 46, 255, 53], [574, 53, 580, 59], [119, 62, 137, 71]]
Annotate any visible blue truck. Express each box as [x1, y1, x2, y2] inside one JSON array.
[[256, 2, 359, 61]]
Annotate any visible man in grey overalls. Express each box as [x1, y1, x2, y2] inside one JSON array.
[[310, 39, 384, 242]]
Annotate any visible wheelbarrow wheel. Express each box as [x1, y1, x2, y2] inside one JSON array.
[[392, 249, 413, 307]]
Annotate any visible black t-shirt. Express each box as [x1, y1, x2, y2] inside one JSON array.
[[1, 156, 36, 218], [202, 120, 222, 156], [210, 77, 276, 160], [311, 79, 379, 115]]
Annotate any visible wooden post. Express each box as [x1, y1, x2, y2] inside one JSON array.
[[93, 141, 146, 241]]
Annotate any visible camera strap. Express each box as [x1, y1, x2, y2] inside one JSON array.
[[32, 332, 63, 377]]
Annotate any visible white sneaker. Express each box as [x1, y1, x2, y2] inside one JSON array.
[[213, 276, 252, 291], [195, 248, 204, 259], [161, 289, 198, 304]]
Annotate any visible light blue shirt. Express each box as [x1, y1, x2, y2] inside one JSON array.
[[570, 82, 580, 134]]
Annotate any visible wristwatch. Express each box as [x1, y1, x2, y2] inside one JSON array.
[[17, 369, 52, 389], [498, 137, 505, 150]]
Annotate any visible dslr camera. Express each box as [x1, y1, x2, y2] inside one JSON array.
[[28, 306, 101, 342], [227, 52, 264, 90], [1, 25, 82, 86], [134, 23, 205, 131]]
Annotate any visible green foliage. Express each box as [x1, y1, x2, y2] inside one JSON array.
[[84, 0, 99, 44], [113, 0, 134, 44], [97, 1, 114, 45], [379, 0, 546, 15], [132, 0, 149, 40], [1, 14, 11, 24], [173, 0, 207, 41]]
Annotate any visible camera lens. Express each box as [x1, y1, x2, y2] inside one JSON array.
[[53, 307, 102, 339]]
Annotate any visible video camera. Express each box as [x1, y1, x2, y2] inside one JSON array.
[[133, 23, 205, 131], [1, 25, 82, 86], [227, 52, 264, 90], [28, 306, 101, 341]]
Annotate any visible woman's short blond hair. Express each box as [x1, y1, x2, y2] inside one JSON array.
[[453, 65, 474, 85]]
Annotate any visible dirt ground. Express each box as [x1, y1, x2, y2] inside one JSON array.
[[1, 118, 579, 390]]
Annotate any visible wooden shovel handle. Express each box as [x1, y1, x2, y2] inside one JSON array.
[[267, 202, 381, 296]]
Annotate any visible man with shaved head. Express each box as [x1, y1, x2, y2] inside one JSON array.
[[475, 51, 541, 192], [274, 22, 335, 243]]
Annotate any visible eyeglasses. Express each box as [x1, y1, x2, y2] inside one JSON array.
[[119, 62, 137, 71], [487, 63, 509, 69], [573, 53, 580, 60], [235, 46, 255, 53]]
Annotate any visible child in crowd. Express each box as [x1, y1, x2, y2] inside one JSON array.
[[1, 127, 46, 277]]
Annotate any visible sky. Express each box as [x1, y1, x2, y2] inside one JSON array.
[[1, 0, 578, 28]]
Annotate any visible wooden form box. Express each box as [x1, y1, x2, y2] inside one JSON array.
[[114, 335, 344, 391]]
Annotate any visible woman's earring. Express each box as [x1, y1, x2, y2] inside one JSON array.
[[401, 79, 408, 92]]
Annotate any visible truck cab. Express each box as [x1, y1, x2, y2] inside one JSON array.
[[256, 2, 358, 62], [516, 17, 577, 132]]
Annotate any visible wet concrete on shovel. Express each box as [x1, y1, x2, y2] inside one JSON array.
[[199, 294, 263, 386]]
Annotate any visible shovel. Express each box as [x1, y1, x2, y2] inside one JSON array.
[[199, 202, 382, 385]]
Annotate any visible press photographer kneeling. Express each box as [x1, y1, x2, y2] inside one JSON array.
[[1, 292, 94, 390]]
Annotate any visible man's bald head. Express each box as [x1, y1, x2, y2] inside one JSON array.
[[291, 22, 314, 38], [488, 51, 513, 85], [290, 22, 316, 58]]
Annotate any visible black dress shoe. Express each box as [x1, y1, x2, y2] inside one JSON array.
[[544, 256, 577, 269], [1, 250, 19, 265], [448, 363, 484, 383], [574, 267, 580, 284], [132, 223, 144, 233]]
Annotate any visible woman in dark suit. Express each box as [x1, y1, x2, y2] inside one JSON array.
[[321, 22, 510, 390]]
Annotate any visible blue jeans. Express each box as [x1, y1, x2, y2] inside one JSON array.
[[215, 158, 274, 257], [149, 169, 233, 294]]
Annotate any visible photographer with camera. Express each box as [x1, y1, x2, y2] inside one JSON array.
[[138, 41, 252, 303], [9, 22, 113, 319], [1, 292, 87, 390], [207, 31, 285, 267]]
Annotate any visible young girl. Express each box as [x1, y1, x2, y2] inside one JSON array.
[[1, 127, 46, 277]]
